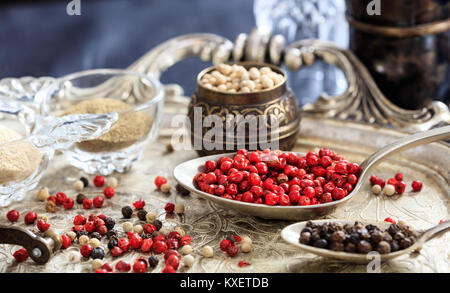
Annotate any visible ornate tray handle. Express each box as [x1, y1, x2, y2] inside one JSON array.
[[129, 28, 450, 132]]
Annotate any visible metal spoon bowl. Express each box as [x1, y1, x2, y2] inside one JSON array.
[[281, 219, 450, 264], [173, 126, 450, 220]]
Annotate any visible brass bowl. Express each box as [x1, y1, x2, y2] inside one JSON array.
[[188, 62, 300, 156]]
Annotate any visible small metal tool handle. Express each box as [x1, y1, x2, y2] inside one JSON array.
[[0, 225, 54, 264], [418, 221, 450, 246]]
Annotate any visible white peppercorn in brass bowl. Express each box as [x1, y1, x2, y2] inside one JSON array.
[[0, 109, 117, 206], [38, 69, 164, 175], [188, 62, 301, 156]]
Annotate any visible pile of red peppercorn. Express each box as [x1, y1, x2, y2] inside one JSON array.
[[193, 148, 361, 206]]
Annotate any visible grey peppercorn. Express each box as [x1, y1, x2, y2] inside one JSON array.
[[108, 238, 118, 250], [90, 232, 101, 240], [77, 230, 88, 239], [76, 193, 86, 204], [137, 209, 148, 221], [104, 217, 115, 230], [313, 239, 328, 249], [90, 247, 105, 259], [153, 219, 162, 231], [148, 255, 159, 267], [299, 232, 311, 244]]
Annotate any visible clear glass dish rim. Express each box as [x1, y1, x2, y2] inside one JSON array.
[[40, 68, 165, 115]]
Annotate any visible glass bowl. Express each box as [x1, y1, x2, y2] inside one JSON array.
[[0, 109, 116, 206], [39, 69, 164, 175]]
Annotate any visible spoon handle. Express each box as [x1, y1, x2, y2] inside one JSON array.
[[418, 221, 450, 246], [359, 126, 450, 177]]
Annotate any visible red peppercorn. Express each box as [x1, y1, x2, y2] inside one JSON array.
[[80, 244, 93, 258], [226, 243, 239, 257], [165, 202, 175, 213], [155, 176, 168, 189], [238, 260, 251, 267], [141, 238, 153, 252], [101, 263, 113, 272], [133, 259, 147, 273], [97, 225, 108, 235], [115, 260, 131, 272], [133, 199, 145, 210], [55, 192, 67, 205], [93, 175, 105, 187], [332, 188, 346, 201], [130, 235, 143, 249], [298, 196, 311, 206], [24, 211, 37, 225], [411, 180, 423, 192], [95, 269, 108, 273], [205, 160, 218, 172], [153, 240, 168, 254], [220, 239, 231, 251], [103, 187, 115, 198], [13, 248, 28, 262], [153, 235, 166, 243], [162, 265, 176, 273], [110, 246, 123, 257], [319, 193, 332, 203], [165, 254, 180, 270], [395, 173, 404, 181], [6, 210, 19, 222], [37, 219, 50, 232], [347, 174, 358, 185], [167, 238, 180, 250], [83, 198, 92, 209], [47, 195, 57, 203], [72, 225, 85, 233], [63, 198, 74, 210], [92, 196, 104, 208], [387, 177, 397, 186], [264, 192, 278, 205], [384, 217, 396, 224], [395, 181, 406, 194], [180, 235, 192, 246], [117, 238, 130, 252], [303, 186, 316, 198], [84, 221, 95, 233], [370, 175, 380, 186], [61, 234, 71, 249]]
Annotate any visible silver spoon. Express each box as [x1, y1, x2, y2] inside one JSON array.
[[173, 125, 450, 220], [281, 219, 450, 263]]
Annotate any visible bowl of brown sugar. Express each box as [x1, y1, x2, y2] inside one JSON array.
[[39, 69, 164, 175]]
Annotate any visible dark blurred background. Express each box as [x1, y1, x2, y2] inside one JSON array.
[[0, 0, 255, 95]]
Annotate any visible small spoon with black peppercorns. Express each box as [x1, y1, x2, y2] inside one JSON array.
[[281, 219, 450, 263]]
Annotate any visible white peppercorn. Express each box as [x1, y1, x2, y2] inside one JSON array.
[[133, 224, 143, 234], [36, 188, 50, 201], [89, 238, 101, 248], [383, 184, 395, 196], [260, 67, 271, 75], [174, 203, 185, 214], [174, 226, 185, 237], [241, 242, 252, 253], [241, 235, 252, 245], [182, 255, 195, 267], [106, 177, 118, 188], [146, 212, 157, 223], [180, 244, 193, 255], [249, 67, 260, 80], [202, 245, 214, 258], [73, 180, 84, 192], [67, 231, 77, 241], [217, 64, 232, 75], [372, 184, 382, 195], [123, 221, 133, 233], [261, 75, 274, 89], [79, 235, 89, 245], [161, 183, 171, 193], [91, 259, 103, 270], [37, 214, 48, 222]]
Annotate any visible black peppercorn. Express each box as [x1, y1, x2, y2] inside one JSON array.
[[104, 217, 115, 230], [90, 232, 101, 240], [390, 240, 400, 252], [76, 193, 86, 204], [299, 232, 311, 244], [371, 230, 384, 244], [345, 242, 357, 253], [343, 224, 353, 233], [331, 231, 346, 243], [153, 219, 162, 231], [357, 240, 372, 253], [108, 238, 118, 250], [148, 255, 159, 267], [349, 233, 360, 244], [80, 177, 89, 188], [90, 247, 105, 259], [311, 231, 321, 242], [313, 239, 328, 249], [376, 241, 391, 254], [354, 221, 364, 230], [106, 230, 117, 239], [121, 206, 133, 218], [400, 237, 413, 249], [394, 231, 405, 240], [329, 242, 344, 251], [137, 209, 148, 221], [388, 224, 400, 236], [301, 227, 313, 234], [383, 232, 393, 242], [142, 233, 152, 239], [76, 230, 88, 239], [176, 184, 190, 196]]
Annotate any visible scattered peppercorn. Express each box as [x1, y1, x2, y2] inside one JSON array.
[[121, 206, 133, 218], [13, 248, 29, 262], [165, 203, 175, 214], [148, 255, 159, 267], [76, 193, 86, 204], [80, 177, 89, 187], [6, 210, 20, 222], [90, 247, 105, 259], [93, 175, 105, 187], [137, 209, 148, 221]]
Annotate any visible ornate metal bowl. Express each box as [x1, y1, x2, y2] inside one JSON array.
[[188, 62, 300, 156]]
